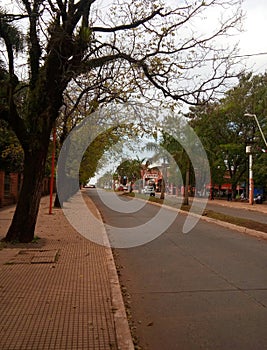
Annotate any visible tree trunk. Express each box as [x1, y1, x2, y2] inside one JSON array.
[[54, 131, 73, 207], [54, 193, 61, 208], [5, 145, 49, 243], [183, 160, 190, 206], [232, 184, 237, 200], [160, 179, 165, 200]]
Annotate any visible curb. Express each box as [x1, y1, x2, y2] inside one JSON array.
[[133, 196, 267, 241], [90, 199, 135, 350], [106, 248, 135, 350], [199, 213, 267, 240]]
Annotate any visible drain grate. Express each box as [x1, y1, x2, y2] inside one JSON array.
[[8, 249, 59, 264]]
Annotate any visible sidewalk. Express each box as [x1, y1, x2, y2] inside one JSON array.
[[1, 194, 266, 350], [208, 198, 267, 213], [0, 196, 134, 350], [167, 193, 267, 214]]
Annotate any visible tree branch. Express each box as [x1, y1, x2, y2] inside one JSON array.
[[91, 7, 163, 33], [21, 0, 42, 87]]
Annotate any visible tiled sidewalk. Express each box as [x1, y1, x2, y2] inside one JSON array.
[[0, 196, 134, 350]]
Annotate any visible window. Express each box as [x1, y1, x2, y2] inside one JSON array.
[[4, 173, 11, 197]]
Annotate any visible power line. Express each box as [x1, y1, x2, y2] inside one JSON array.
[[186, 51, 267, 64], [172, 51, 267, 67], [233, 52, 267, 59]]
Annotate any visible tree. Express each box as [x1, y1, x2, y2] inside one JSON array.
[[188, 103, 248, 197], [188, 72, 267, 198], [157, 115, 208, 204], [97, 171, 114, 189], [79, 125, 135, 185], [116, 158, 145, 192], [188, 103, 228, 196], [159, 131, 192, 204], [0, 121, 24, 173], [0, 0, 243, 242]]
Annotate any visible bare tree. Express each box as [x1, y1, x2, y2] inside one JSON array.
[[0, 0, 243, 242]]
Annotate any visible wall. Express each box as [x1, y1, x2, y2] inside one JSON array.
[[0, 171, 55, 208]]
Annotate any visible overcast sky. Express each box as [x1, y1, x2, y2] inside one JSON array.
[[239, 0, 267, 73], [2, 0, 266, 74]]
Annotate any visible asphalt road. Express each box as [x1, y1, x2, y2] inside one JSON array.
[[88, 189, 267, 350]]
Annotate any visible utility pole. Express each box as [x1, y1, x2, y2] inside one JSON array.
[[246, 145, 254, 205]]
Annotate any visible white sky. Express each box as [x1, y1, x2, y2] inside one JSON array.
[[2, 0, 267, 74], [239, 0, 267, 73]]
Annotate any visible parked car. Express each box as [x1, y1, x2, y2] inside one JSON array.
[[84, 183, 96, 188], [142, 185, 155, 196], [254, 194, 263, 204]]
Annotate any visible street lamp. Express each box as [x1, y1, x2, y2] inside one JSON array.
[[244, 113, 267, 205], [244, 113, 267, 148]]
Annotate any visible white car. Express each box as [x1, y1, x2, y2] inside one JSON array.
[[142, 185, 155, 196]]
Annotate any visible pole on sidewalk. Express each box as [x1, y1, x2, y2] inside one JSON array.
[[246, 146, 254, 205], [249, 153, 254, 205], [49, 126, 56, 214]]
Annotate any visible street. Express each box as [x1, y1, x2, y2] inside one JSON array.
[[88, 189, 267, 350]]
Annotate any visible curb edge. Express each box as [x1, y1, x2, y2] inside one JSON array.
[[89, 196, 135, 350]]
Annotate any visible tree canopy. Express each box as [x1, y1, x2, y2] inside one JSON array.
[[188, 72, 267, 196], [0, 0, 244, 242], [0, 120, 23, 173]]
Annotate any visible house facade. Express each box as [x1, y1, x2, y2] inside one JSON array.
[[0, 171, 54, 208]]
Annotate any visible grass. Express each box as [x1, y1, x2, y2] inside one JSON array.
[[31, 235, 40, 243], [202, 210, 267, 233]]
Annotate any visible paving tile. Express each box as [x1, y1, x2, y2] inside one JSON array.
[[0, 198, 120, 350]]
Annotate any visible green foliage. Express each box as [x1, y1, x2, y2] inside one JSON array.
[[0, 0, 247, 242], [78, 27, 92, 44], [116, 158, 144, 182], [159, 131, 187, 184], [79, 125, 133, 185], [97, 171, 115, 188], [0, 15, 24, 53], [188, 72, 267, 192], [0, 121, 23, 172]]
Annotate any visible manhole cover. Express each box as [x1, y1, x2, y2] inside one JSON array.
[[8, 249, 59, 264]]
